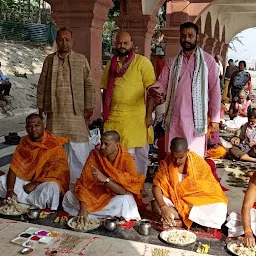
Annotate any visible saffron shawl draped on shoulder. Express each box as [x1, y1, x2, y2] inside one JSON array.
[[74, 145, 145, 213], [153, 151, 228, 228], [10, 131, 70, 195]]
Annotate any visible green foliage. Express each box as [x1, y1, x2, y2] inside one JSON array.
[[102, 0, 119, 53], [0, 0, 51, 24]]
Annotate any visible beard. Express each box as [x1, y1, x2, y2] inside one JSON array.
[[180, 40, 197, 51], [116, 47, 132, 57]]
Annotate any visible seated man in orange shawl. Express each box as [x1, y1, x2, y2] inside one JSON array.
[[62, 131, 145, 220], [153, 137, 228, 229], [0, 113, 70, 210]]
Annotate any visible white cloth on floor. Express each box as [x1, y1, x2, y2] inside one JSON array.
[[127, 144, 149, 176], [0, 175, 61, 210], [64, 142, 95, 184], [225, 116, 248, 130], [226, 209, 256, 237], [62, 190, 141, 221], [163, 196, 227, 229]]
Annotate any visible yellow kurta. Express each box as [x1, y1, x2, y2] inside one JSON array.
[[100, 54, 156, 148]]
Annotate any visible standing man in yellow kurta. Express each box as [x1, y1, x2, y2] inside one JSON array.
[[100, 31, 156, 183], [37, 27, 96, 184]]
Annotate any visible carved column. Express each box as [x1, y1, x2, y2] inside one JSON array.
[[50, 0, 114, 119], [198, 33, 208, 50], [204, 38, 217, 56], [116, 0, 158, 59], [221, 43, 229, 67], [214, 41, 225, 55]]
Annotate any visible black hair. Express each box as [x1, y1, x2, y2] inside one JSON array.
[[239, 60, 246, 68], [248, 108, 256, 119], [180, 22, 199, 35], [170, 137, 188, 152]]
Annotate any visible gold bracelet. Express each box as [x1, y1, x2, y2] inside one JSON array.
[[244, 227, 253, 234], [6, 189, 14, 192]]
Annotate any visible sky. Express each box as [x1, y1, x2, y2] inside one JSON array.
[[228, 28, 256, 68]]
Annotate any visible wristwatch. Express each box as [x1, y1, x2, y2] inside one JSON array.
[[103, 178, 110, 184]]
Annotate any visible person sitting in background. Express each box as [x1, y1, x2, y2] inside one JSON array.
[[152, 137, 228, 229], [62, 131, 145, 220], [225, 90, 251, 130], [0, 62, 11, 102], [229, 108, 256, 163], [0, 113, 70, 210], [206, 128, 227, 159], [226, 172, 256, 248]]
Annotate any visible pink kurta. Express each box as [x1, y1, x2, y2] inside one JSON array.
[[154, 51, 220, 157]]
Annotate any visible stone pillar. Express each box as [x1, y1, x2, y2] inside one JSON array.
[[51, 0, 113, 120], [221, 43, 229, 67], [204, 38, 217, 56], [116, 0, 158, 59], [198, 33, 208, 50], [162, 1, 191, 58], [161, 26, 181, 57], [214, 41, 225, 55]]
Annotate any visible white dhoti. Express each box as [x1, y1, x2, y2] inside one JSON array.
[[0, 175, 61, 210], [225, 116, 248, 130], [62, 190, 141, 221], [226, 210, 256, 237], [64, 142, 95, 184], [127, 144, 149, 176], [163, 196, 227, 229]]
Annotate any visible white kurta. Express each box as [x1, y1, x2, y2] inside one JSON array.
[[226, 210, 256, 237], [62, 190, 141, 221], [0, 175, 61, 210]]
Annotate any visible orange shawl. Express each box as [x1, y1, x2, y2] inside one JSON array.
[[10, 131, 70, 195], [74, 145, 145, 213], [153, 151, 228, 229]]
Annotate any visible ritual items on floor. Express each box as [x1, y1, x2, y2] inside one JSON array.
[[68, 216, 101, 231], [0, 197, 29, 216], [11, 227, 59, 249], [227, 241, 256, 256]]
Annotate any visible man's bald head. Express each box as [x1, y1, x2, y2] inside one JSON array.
[[100, 131, 120, 158], [170, 137, 188, 153], [116, 31, 132, 42], [102, 131, 120, 143], [115, 31, 133, 57], [170, 138, 188, 167]]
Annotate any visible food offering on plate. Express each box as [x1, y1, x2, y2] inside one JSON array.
[[68, 216, 101, 231], [0, 196, 29, 215], [159, 229, 197, 246], [227, 241, 256, 256]]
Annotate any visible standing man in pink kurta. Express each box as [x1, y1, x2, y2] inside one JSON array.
[[149, 22, 220, 157]]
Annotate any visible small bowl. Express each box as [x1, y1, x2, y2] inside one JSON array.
[[27, 208, 40, 220], [20, 247, 33, 254], [104, 217, 117, 231]]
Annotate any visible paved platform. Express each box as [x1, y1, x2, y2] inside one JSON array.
[[0, 218, 224, 256]]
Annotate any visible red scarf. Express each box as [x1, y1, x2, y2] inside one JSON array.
[[103, 51, 135, 120]]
